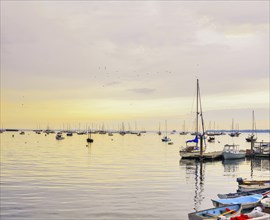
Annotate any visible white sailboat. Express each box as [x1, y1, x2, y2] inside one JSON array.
[[179, 79, 206, 158], [179, 79, 223, 159]]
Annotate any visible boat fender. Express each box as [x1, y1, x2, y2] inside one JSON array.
[[236, 177, 243, 184]]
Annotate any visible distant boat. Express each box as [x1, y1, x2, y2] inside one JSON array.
[[19, 131, 25, 135], [161, 120, 171, 142], [222, 144, 246, 160], [228, 119, 240, 137], [188, 204, 242, 220], [86, 130, 94, 143], [246, 110, 257, 142], [207, 136, 215, 143], [179, 120, 188, 135], [56, 133, 64, 140], [157, 123, 162, 135], [212, 194, 263, 210], [66, 131, 73, 136]]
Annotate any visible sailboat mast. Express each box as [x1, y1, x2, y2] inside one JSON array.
[[196, 79, 199, 148], [252, 110, 255, 135], [165, 120, 167, 136]]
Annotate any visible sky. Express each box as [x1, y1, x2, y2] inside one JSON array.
[[1, 1, 269, 131]]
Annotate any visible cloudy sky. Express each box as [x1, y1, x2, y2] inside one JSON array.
[[1, 1, 269, 130]]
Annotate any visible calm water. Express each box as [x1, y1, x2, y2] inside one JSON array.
[[1, 131, 269, 220]]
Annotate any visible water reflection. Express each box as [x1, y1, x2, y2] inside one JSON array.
[[222, 158, 245, 173], [179, 159, 205, 211], [248, 157, 270, 173]]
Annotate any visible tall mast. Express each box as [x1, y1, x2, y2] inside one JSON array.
[[196, 79, 199, 148], [165, 120, 167, 136], [252, 110, 255, 135]]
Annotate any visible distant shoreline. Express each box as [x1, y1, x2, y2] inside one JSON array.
[[1, 128, 270, 133]]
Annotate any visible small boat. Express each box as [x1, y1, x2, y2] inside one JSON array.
[[207, 136, 215, 143], [56, 133, 64, 140], [19, 131, 25, 135], [246, 110, 257, 142], [237, 178, 270, 185], [222, 144, 246, 160], [231, 206, 270, 220], [239, 184, 270, 192], [162, 136, 171, 142], [188, 204, 241, 220], [217, 187, 270, 199], [66, 132, 73, 136], [86, 130, 94, 143], [237, 178, 270, 191], [161, 120, 171, 142], [212, 194, 263, 210]]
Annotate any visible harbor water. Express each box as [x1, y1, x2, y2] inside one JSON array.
[[1, 131, 269, 219]]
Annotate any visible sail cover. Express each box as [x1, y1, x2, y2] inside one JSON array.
[[186, 135, 198, 143]]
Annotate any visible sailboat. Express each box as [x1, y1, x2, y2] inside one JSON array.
[[179, 120, 188, 135], [179, 80, 223, 159], [246, 110, 257, 142], [161, 120, 171, 142], [157, 122, 162, 135], [179, 79, 206, 158], [87, 128, 94, 143]]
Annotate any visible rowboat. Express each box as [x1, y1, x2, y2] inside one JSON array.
[[217, 188, 270, 199], [188, 204, 241, 220], [212, 194, 263, 210], [237, 178, 270, 185], [237, 178, 270, 192], [239, 184, 270, 192]]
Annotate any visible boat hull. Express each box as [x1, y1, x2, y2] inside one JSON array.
[[188, 204, 241, 220], [212, 194, 263, 210], [217, 187, 270, 199], [223, 152, 246, 160]]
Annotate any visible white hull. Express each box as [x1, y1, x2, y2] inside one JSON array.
[[223, 152, 246, 160], [180, 150, 201, 159], [238, 184, 270, 192], [180, 150, 222, 159]]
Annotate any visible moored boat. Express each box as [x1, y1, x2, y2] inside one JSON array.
[[222, 144, 246, 160], [237, 178, 270, 186], [212, 194, 263, 210], [56, 133, 64, 140], [237, 178, 270, 191], [188, 204, 241, 220], [217, 187, 270, 199]]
